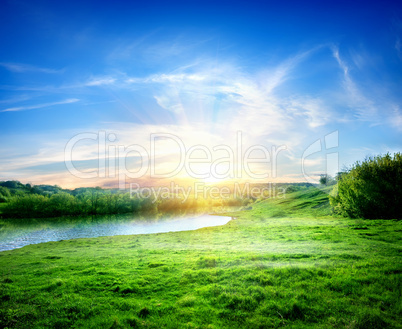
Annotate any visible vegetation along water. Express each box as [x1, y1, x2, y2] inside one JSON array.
[[0, 154, 400, 328]]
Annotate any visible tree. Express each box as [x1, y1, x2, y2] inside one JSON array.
[[319, 174, 335, 186], [2, 194, 49, 218], [48, 192, 78, 216], [329, 153, 402, 219], [319, 174, 329, 185], [0, 186, 11, 203]]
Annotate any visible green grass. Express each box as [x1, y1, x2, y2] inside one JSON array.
[[0, 187, 401, 328]]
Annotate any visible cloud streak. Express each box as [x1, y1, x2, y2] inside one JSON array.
[[85, 76, 117, 86], [1, 98, 79, 112], [331, 45, 402, 128], [0, 62, 64, 74]]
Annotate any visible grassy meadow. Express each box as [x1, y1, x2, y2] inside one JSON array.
[[0, 187, 401, 328]]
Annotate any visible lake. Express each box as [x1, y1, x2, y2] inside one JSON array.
[[0, 214, 232, 252]]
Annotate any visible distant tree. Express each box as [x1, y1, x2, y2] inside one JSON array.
[[319, 174, 335, 186], [329, 153, 402, 219], [0, 181, 20, 189], [0, 186, 11, 203], [47, 192, 78, 216], [2, 194, 49, 218]]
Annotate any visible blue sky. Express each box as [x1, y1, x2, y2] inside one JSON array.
[[0, 0, 401, 188]]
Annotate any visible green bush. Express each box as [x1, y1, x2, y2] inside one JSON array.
[[329, 153, 402, 219], [0, 186, 11, 203], [2, 194, 49, 217]]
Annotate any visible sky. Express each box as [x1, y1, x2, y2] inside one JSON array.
[[0, 0, 401, 188]]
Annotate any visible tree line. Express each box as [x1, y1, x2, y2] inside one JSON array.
[[0, 182, 252, 219]]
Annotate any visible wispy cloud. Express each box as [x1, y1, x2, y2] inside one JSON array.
[[0, 94, 32, 104], [154, 93, 184, 114], [331, 45, 402, 129], [93, 46, 340, 158], [390, 105, 402, 131], [287, 97, 332, 128], [1, 98, 79, 112], [331, 46, 380, 122], [392, 18, 402, 61], [395, 37, 402, 60], [0, 62, 64, 74], [85, 76, 117, 86]]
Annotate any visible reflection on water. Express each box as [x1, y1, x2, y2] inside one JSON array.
[[0, 214, 231, 251]]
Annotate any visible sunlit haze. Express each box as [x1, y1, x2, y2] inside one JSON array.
[[0, 0, 401, 188]]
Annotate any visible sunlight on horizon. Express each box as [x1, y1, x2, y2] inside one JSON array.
[[0, 1, 400, 189]]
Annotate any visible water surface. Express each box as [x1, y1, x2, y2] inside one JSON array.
[[0, 214, 231, 251]]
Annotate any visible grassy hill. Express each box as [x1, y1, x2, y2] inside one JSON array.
[[250, 185, 333, 218], [0, 186, 400, 328]]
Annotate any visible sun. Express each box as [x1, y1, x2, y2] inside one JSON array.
[[197, 176, 229, 185]]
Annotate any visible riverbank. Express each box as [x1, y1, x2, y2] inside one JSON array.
[[0, 214, 232, 252], [0, 188, 400, 328]]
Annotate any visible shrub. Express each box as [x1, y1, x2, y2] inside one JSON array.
[[2, 194, 49, 218], [329, 153, 402, 219]]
